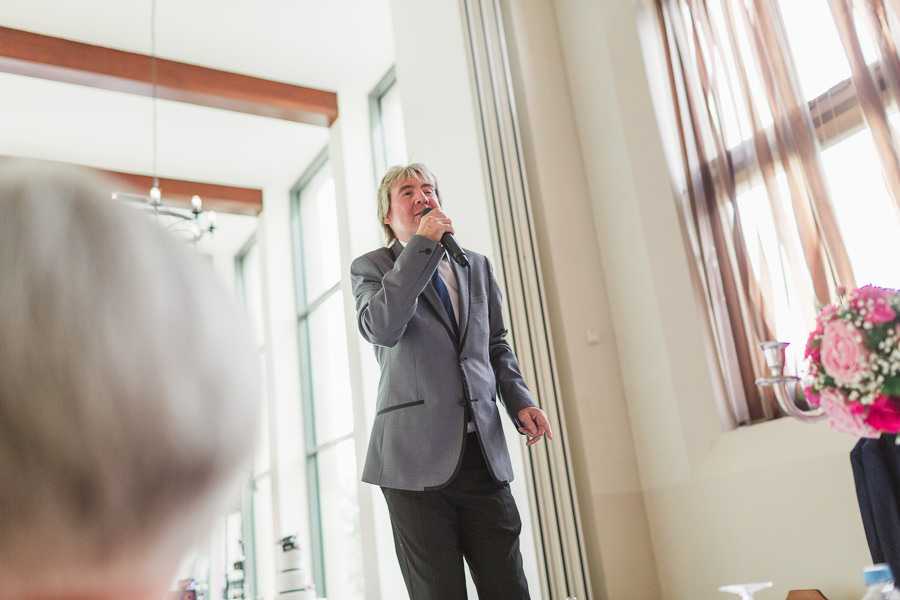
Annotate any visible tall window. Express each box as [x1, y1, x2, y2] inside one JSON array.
[[235, 236, 275, 600], [292, 152, 364, 599], [653, 0, 900, 425], [370, 66, 409, 178]]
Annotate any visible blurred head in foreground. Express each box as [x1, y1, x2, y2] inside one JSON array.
[[0, 161, 261, 600]]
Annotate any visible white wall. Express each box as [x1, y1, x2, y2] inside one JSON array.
[[389, 0, 495, 258], [501, 0, 660, 597], [501, 0, 874, 599]]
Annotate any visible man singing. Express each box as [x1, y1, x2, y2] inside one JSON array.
[[350, 163, 552, 599]]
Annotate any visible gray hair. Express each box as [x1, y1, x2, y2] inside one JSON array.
[[0, 161, 261, 598], [376, 163, 441, 246]]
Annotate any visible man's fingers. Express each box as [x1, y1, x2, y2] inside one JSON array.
[[515, 407, 553, 447], [525, 432, 544, 446], [517, 408, 553, 446], [417, 209, 454, 243], [537, 414, 553, 441]]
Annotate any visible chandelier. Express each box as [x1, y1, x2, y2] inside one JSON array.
[[113, 188, 217, 242], [114, 0, 216, 244]]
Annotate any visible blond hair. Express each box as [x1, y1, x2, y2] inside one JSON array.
[[377, 163, 441, 246]]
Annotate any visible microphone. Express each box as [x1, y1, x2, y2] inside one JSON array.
[[421, 207, 469, 267]]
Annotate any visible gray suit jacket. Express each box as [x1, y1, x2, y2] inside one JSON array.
[[350, 235, 536, 490]]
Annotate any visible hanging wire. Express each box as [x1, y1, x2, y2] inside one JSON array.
[[150, 0, 159, 192], [128, 0, 214, 243]]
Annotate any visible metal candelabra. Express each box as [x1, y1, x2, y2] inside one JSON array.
[[755, 341, 827, 423]]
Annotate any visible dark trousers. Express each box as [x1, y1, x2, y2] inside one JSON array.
[[381, 432, 530, 600]]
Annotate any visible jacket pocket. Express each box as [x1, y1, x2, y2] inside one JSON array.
[[376, 399, 425, 416]]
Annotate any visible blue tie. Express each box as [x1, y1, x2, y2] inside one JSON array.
[[432, 267, 459, 337]]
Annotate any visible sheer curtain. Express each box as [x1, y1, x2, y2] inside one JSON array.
[[653, 0, 900, 424]]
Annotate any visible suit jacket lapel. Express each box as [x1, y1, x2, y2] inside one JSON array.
[[396, 241, 457, 338], [390, 240, 403, 262], [454, 258, 469, 342]]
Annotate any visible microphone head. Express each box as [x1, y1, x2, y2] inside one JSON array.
[[420, 206, 434, 217]]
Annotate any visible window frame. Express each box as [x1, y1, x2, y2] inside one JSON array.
[[651, 0, 900, 425], [369, 66, 406, 179], [234, 233, 265, 600], [290, 148, 358, 597]]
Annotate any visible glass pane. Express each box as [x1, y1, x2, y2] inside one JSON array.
[[308, 292, 354, 442], [822, 127, 900, 289], [239, 240, 265, 349], [274, 366, 307, 543], [316, 439, 364, 600], [779, 0, 852, 101], [299, 164, 341, 302], [253, 351, 270, 475], [706, 1, 763, 145], [736, 174, 814, 377], [251, 475, 276, 600], [380, 82, 408, 167], [727, 0, 900, 375], [225, 511, 246, 600]]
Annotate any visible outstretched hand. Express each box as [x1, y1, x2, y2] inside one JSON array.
[[517, 406, 553, 447]]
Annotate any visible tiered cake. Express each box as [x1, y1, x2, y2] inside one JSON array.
[[276, 535, 316, 600]]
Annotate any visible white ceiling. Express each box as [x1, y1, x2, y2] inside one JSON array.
[[0, 0, 396, 191]]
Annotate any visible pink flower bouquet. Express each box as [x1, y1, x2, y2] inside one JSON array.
[[803, 285, 900, 437]]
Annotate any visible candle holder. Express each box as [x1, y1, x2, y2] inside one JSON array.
[[755, 341, 827, 423]]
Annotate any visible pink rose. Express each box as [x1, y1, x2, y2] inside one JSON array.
[[815, 304, 837, 329], [820, 320, 868, 385], [807, 306, 836, 364], [857, 285, 891, 302], [854, 285, 897, 324], [866, 395, 900, 433], [869, 303, 897, 324], [819, 388, 880, 438]]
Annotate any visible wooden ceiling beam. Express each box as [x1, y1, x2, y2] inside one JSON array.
[[0, 26, 338, 126], [0, 156, 263, 215], [103, 170, 263, 216]]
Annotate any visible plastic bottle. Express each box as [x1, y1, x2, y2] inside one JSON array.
[[861, 564, 900, 600]]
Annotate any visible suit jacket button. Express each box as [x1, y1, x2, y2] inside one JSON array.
[[459, 356, 467, 363]]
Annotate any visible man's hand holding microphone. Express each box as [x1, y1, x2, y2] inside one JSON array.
[[419, 206, 469, 267]]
